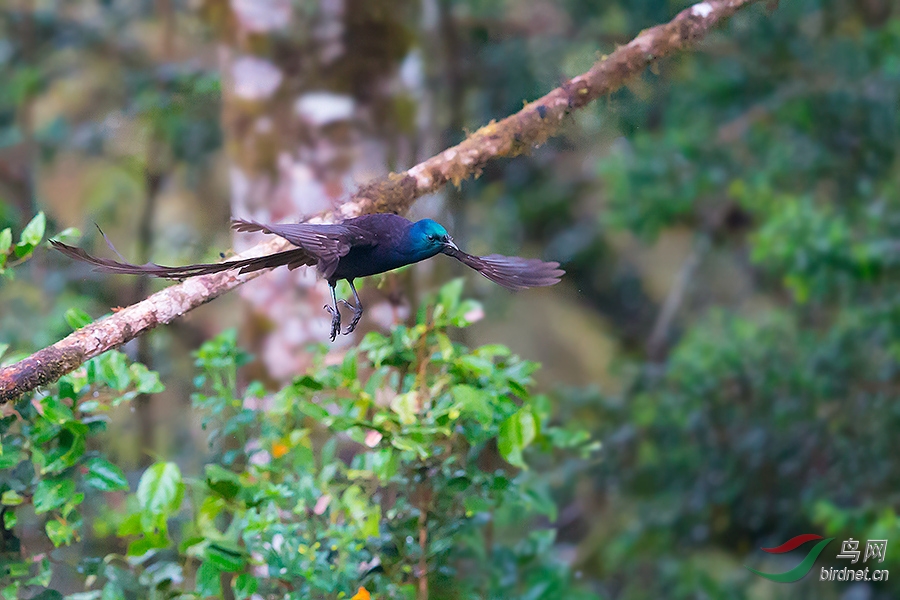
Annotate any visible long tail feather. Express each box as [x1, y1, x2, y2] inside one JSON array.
[[50, 240, 313, 280], [96, 223, 128, 262], [442, 247, 564, 291]]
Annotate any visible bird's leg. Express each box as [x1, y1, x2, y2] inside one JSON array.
[[324, 284, 342, 342], [336, 281, 360, 312], [342, 279, 364, 335]]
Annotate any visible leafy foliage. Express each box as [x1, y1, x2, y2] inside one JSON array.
[[0, 212, 72, 280], [1, 345, 162, 598], [1, 282, 594, 599], [548, 4, 900, 599]]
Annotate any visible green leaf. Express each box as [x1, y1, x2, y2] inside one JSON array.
[[297, 400, 330, 421], [435, 332, 455, 360], [524, 487, 558, 521], [101, 582, 125, 600], [84, 457, 129, 491], [342, 485, 381, 538], [4, 562, 28, 579], [520, 410, 537, 446], [451, 385, 493, 425], [498, 410, 537, 469], [33, 477, 75, 514], [125, 537, 157, 556], [359, 331, 389, 354], [437, 278, 464, 316], [45, 517, 78, 546], [195, 561, 222, 598], [42, 422, 88, 473], [27, 558, 52, 590], [205, 542, 248, 572], [205, 464, 242, 500], [98, 351, 131, 390], [143, 561, 184, 587], [179, 535, 206, 553], [129, 363, 164, 394], [341, 350, 358, 382], [127, 533, 168, 557], [0, 228, 10, 268], [19, 211, 45, 247], [55, 227, 81, 243], [31, 419, 62, 445], [370, 448, 399, 482], [390, 392, 418, 425], [38, 395, 75, 424], [0, 228, 11, 254], [3, 511, 16, 530], [474, 344, 512, 359], [546, 427, 592, 449], [451, 299, 484, 326], [116, 512, 142, 537], [456, 355, 495, 378], [293, 374, 324, 390], [390, 436, 429, 459], [137, 462, 183, 515], [0, 449, 24, 470], [233, 573, 259, 599], [64, 308, 93, 330], [463, 495, 492, 517], [1, 490, 23, 506]]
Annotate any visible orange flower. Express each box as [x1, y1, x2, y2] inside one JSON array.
[[271, 441, 290, 458], [350, 586, 371, 600]]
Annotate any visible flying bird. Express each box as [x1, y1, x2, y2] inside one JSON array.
[[51, 214, 564, 341]]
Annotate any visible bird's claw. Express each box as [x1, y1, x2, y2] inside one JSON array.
[[343, 310, 363, 335], [324, 304, 341, 341], [324, 297, 362, 340], [337, 300, 363, 335]]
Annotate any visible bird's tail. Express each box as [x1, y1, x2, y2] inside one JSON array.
[[50, 239, 314, 280], [441, 247, 564, 291]]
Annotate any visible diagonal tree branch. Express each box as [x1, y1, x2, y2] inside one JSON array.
[[0, 0, 765, 404]]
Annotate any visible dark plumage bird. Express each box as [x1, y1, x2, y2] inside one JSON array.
[[51, 214, 564, 341]]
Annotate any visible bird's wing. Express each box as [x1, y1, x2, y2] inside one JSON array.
[[50, 240, 315, 280], [231, 219, 377, 279], [441, 246, 564, 291]]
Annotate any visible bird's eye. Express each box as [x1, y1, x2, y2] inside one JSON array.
[[428, 234, 436, 241]]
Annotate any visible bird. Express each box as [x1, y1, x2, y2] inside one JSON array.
[[50, 214, 565, 341]]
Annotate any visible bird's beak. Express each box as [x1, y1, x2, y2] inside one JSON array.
[[442, 237, 459, 252]]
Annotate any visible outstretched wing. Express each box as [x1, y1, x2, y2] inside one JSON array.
[[231, 219, 377, 279], [441, 246, 564, 291], [49, 240, 315, 280]]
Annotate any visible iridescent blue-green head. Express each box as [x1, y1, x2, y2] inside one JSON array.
[[406, 219, 458, 261]]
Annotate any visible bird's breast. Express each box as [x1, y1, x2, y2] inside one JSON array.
[[331, 245, 419, 282]]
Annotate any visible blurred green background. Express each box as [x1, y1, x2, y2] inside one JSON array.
[[2, 0, 900, 598]]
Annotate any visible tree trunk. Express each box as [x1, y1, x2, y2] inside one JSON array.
[[206, 0, 419, 377]]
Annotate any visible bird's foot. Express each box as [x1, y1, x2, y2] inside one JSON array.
[[333, 298, 363, 334], [324, 304, 341, 342], [343, 308, 363, 335], [337, 299, 363, 334], [338, 299, 358, 312]]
